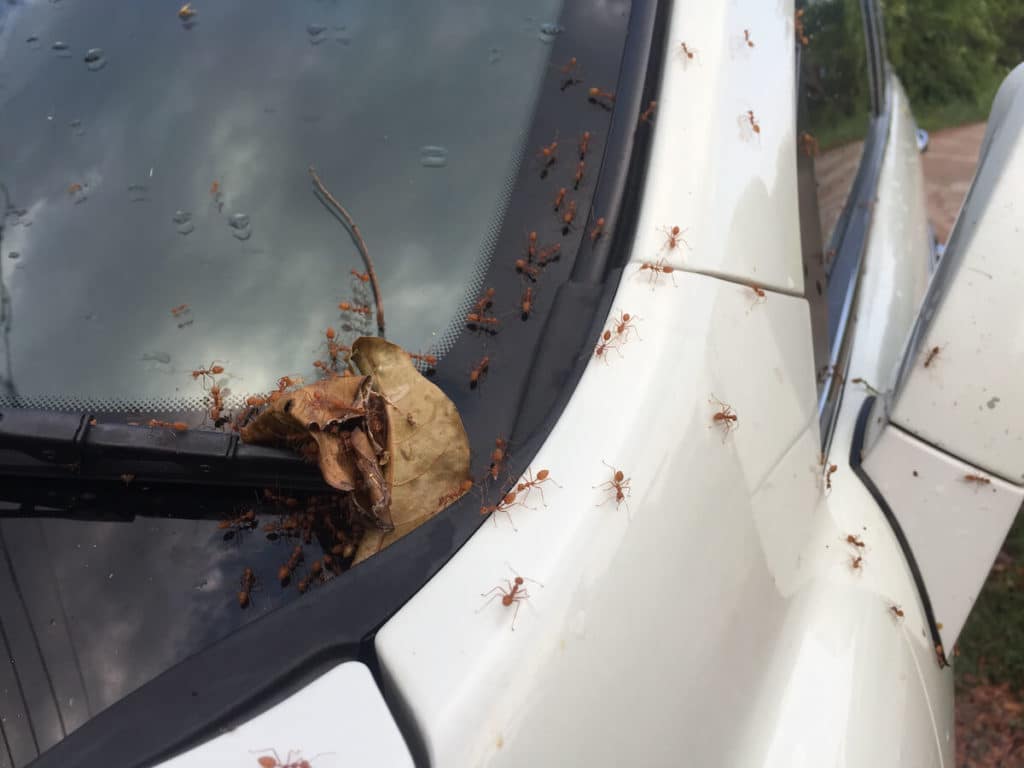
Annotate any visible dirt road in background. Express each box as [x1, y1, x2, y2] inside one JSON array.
[[922, 122, 986, 243]]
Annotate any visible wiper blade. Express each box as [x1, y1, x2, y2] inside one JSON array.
[[0, 408, 328, 490]]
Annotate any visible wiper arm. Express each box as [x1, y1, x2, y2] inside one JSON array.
[[0, 408, 328, 490]]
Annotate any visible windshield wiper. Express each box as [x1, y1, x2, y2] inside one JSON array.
[[0, 408, 328, 490]]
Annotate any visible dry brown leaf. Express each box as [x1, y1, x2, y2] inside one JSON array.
[[241, 375, 377, 499], [350, 337, 471, 563]]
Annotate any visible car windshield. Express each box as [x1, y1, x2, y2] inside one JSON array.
[[0, 0, 627, 762], [0, 0, 556, 408]]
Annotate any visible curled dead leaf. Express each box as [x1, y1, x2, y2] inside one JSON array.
[[350, 337, 471, 563], [240, 338, 470, 555]]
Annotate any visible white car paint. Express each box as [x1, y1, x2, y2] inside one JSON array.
[[863, 423, 1024, 652], [375, 62, 952, 768], [633, 0, 802, 293], [890, 64, 1024, 485], [155, 662, 413, 768]]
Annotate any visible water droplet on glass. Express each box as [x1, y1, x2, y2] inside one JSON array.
[[538, 22, 563, 44], [172, 210, 194, 235], [228, 212, 251, 240], [69, 118, 85, 136], [419, 145, 449, 168], [488, 47, 502, 64], [307, 24, 327, 45], [26, 36, 40, 49], [52, 41, 71, 58], [7, 252, 19, 260], [84, 48, 106, 71]]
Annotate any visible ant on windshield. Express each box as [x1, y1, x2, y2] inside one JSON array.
[[238, 567, 256, 609], [741, 110, 761, 139], [469, 355, 490, 388], [559, 56, 583, 90], [537, 135, 559, 177], [480, 490, 523, 530], [578, 131, 593, 160], [594, 329, 622, 363], [517, 467, 559, 506], [192, 361, 225, 388], [560, 200, 577, 234], [587, 86, 615, 110], [573, 160, 586, 190], [678, 41, 699, 65], [743, 29, 755, 47], [590, 216, 606, 242]]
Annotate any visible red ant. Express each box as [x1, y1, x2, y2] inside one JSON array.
[[889, 604, 904, 620], [437, 478, 474, 510], [590, 216, 606, 242], [537, 243, 560, 266], [594, 329, 622, 362], [466, 312, 501, 332], [520, 286, 534, 319], [935, 644, 949, 669], [408, 351, 437, 368], [170, 303, 189, 317], [338, 301, 372, 315], [795, 9, 809, 46], [253, 749, 331, 768], [846, 534, 865, 548], [472, 287, 496, 315], [278, 545, 303, 584], [573, 160, 586, 190], [517, 467, 559, 506], [611, 310, 640, 342], [744, 110, 761, 137], [709, 395, 738, 440], [639, 100, 657, 124], [747, 284, 767, 309], [238, 567, 256, 609], [743, 28, 755, 47], [350, 268, 370, 283], [850, 555, 863, 571], [208, 385, 226, 423], [678, 41, 698, 62], [525, 231, 539, 260], [147, 419, 189, 431], [553, 187, 567, 211], [799, 131, 819, 157], [191, 361, 225, 387], [595, 461, 631, 511], [559, 56, 583, 89], [660, 225, 690, 252], [219, 508, 256, 532], [561, 200, 577, 234], [825, 464, 838, 492], [537, 136, 559, 176], [515, 258, 541, 280], [638, 258, 677, 287], [470, 355, 490, 388], [578, 130, 592, 160], [489, 438, 507, 481], [587, 86, 615, 109], [923, 345, 941, 368], [480, 490, 523, 530], [964, 473, 991, 485], [478, 566, 542, 631]]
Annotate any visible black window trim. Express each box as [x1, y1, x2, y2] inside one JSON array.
[[20, 0, 671, 766], [798, 0, 892, 451]]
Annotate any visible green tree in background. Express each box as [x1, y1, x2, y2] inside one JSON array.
[[882, 0, 1024, 129]]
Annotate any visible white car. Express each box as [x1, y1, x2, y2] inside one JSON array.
[[0, 0, 1020, 766]]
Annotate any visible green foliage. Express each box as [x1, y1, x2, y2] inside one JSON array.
[[956, 515, 1024, 694], [882, 0, 1023, 130]]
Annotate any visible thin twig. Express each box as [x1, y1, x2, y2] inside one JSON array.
[[308, 166, 385, 336]]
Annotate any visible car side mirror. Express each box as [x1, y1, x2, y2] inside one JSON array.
[[859, 63, 1024, 654]]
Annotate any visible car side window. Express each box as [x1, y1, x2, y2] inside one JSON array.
[[795, 0, 881, 408], [801, 0, 874, 262]]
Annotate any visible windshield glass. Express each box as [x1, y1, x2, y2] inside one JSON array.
[[0, 0, 557, 408], [0, 0, 608, 761]]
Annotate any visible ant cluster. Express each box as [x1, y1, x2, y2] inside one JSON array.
[[226, 488, 368, 610]]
